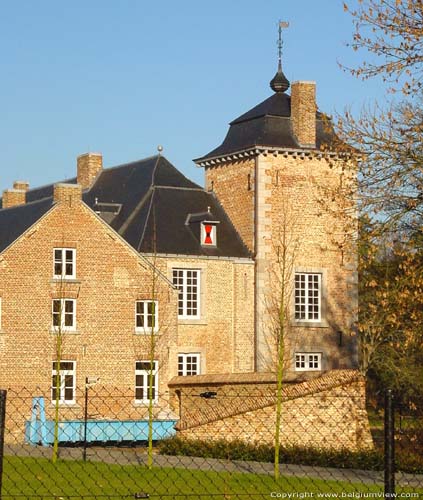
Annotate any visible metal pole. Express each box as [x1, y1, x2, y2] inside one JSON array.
[[384, 389, 395, 498], [83, 379, 88, 462], [0, 390, 7, 500]]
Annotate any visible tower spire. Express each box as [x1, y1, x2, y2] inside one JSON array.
[[270, 20, 290, 93]]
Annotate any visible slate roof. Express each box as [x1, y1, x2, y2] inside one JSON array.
[[0, 155, 251, 258], [0, 198, 54, 253], [194, 92, 339, 163]]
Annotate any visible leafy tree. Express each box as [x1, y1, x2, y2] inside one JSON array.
[[358, 217, 423, 407], [339, 1, 423, 402]]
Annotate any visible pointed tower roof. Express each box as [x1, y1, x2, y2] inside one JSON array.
[[194, 25, 342, 165], [194, 73, 338, 165]]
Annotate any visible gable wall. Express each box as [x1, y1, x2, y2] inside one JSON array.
[[0, 200, 178, 412]]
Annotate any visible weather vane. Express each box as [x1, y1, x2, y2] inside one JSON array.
[[278, 21, 289, 66]]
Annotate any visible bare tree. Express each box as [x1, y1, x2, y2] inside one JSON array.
[[343, 0, 423, 94], [132, 205, 173, 470], [50, 249, 75, 463], [261, 200, 300, 479]]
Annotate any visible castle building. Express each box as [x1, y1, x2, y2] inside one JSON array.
[[195, 63, 358, 373], [0, 60, 358, 426]]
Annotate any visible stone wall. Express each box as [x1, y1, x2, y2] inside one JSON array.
[[205, 150, 358, 373], [158, 255, 255, 375], [168, 370, 373, 451], [257, 152, 358, 372]]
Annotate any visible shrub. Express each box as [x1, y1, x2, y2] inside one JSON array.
[[158, 437, 423, 474]]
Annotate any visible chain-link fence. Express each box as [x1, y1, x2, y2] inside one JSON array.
[[0, 384, 422, 499]]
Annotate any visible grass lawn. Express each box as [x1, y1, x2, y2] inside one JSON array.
[[2, 456, 421, 499]]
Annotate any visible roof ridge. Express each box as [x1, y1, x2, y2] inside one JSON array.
[[102, 154, 160, 173], [154, 185, 205, 192], [150, 154, 161, 187], [137, 188, 156, 252], [14, 177, 76, 204], [117, 188, 153, 238], [16, 155, 160, 200], [0, 196, 54, 212]]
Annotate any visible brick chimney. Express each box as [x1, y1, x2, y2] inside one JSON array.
[[54, 183, 82, 206], [13, 181, 29, 191], [77, 152, 103, 189], [291, 81, 316, 148], [2, 189, 26, 208]]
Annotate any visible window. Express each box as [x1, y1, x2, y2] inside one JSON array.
[[52, 299, 76, 331], [51, 360, 76, 404], [201, 223, 217, 246], [135, 361, 158, 403], [135, 301, 158, 333], [172, 269, 200, 319], [53, 248, 76, 279], [178, 353, 201, 376], [295, 353, 322, 372], [294, 273, 321, 322]]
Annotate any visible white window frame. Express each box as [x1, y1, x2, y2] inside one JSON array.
[[172, 269, 201, 319], [178, 353, 201, 376], [294, 272, 322, 322], [295, 352, 322, 372], [201, 222, 217, 247], [53, 248, 76, 279], [135, 300, 159, 333], [52, 299, 76, 332], [135, 360, 158, 404], [51, 360, 76, 404]]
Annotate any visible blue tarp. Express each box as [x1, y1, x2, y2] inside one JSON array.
[[25, 418, 177, 445]]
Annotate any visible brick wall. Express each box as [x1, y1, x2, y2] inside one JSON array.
[[205, 151, 358, 373], [205, 158, 255, 252], [169, 370, 373, 451], [158, 255, 255, 375], [258, 153, 358, 372], [291, 81, 317, 147], [0, 198, 178, 426], [2, 189, 26, 208], [0, 195, 256, 441]]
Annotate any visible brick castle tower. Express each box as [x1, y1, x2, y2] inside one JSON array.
[[194, 51, 358, 374]]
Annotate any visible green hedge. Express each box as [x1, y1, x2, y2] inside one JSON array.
[[158, 437, 423, 474]]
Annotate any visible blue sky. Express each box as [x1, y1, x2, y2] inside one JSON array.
[[0, 0, 386, 192]]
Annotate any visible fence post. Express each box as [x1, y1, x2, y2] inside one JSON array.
[[0, 390, 7, 500], [384, 389, 395, 498], [83, 378, 89, 462]]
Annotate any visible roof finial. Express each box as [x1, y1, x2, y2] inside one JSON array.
[[270, 20, 290, 93]]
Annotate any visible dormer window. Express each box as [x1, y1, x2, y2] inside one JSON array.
[[185, 211, 220, 248], [93, 200, 122, 224], [201, 222, 217, 247]]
